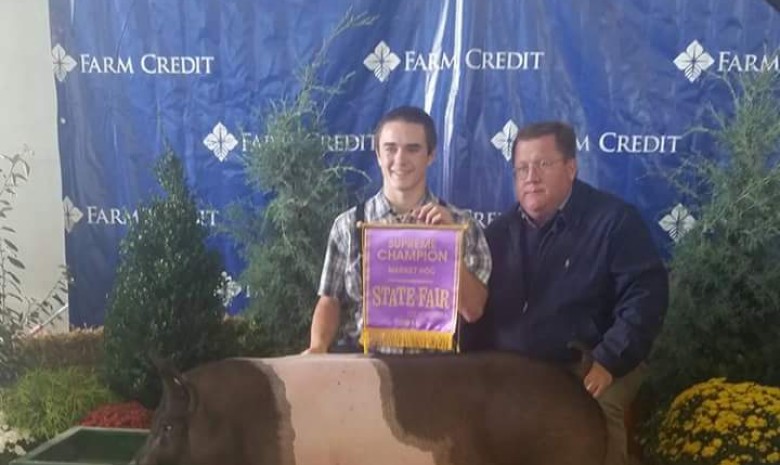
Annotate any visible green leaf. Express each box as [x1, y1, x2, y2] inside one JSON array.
[[7, 270, 21, 284], [7, 257, 25, 269], [12, 173, 27, 185]]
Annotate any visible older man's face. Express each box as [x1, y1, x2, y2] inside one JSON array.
[[513, 134, 577, 224]]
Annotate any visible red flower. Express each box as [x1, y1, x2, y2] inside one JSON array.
[[80, 401, 153, 429]]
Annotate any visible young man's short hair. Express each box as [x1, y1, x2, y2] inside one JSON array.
[[374, 106, 438, 154]]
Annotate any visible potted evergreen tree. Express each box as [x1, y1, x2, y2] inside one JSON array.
[[103, 150, 225, 408]]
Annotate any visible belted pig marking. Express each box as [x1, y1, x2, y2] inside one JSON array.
[[268, 356, 437, 465], [247, 360, 296, 465], [374, 352, 607, 465]]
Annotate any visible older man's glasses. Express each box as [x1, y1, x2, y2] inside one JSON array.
[[513, 158, 566, 180]]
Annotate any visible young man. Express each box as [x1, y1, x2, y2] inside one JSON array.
[[462, 121, 668, 465], [305, 106, 492, 354]]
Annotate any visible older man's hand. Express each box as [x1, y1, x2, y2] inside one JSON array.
[[584, 361, 613, 398]]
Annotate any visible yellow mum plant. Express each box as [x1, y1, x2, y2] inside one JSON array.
[[654, 378, 780, 465]]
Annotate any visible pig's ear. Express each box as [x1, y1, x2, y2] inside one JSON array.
[[149, 353, 198, 414], [149, 353, 182, 384], [170, 372, 198, 416]]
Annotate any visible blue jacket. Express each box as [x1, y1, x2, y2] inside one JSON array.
[[462, 179, 668, 377]]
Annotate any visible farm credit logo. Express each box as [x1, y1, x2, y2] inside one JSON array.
[[674, 40, 779, 83], [51, 44, 214, 82], [62, 198, 219, 233], [364, 41, 545, 82], [491, 120, 683, 161]]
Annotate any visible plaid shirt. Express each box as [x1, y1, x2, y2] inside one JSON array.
[[318, 189, 492, 350]]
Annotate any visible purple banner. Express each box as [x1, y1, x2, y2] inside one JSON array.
[[361, 225, 464, 350]]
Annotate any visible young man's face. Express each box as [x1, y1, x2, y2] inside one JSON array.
[[513, 134, 577, 223], [376, 121, 434, 195]]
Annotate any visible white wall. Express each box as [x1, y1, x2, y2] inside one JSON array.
[[0, 0, 68, 332]]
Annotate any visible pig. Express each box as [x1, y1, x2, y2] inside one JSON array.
[[135, 352, 606, 465]]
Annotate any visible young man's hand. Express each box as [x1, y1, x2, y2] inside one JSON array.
[[301, 346, 327, 355], [414, 202, 454, 225]]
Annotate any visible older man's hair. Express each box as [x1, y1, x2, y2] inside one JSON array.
[[374, 106, 438, 154], [511, 121, 577, 163]]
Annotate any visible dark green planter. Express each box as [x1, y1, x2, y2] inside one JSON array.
[[10, 426, 148, 465]]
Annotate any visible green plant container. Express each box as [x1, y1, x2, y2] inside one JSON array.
[[11, 426, 148, 465]]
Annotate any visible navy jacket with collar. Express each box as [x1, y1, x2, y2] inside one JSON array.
[[462, 179, 668, 378]]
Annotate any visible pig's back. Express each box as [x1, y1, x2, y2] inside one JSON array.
[[188, 353, 605, 465]]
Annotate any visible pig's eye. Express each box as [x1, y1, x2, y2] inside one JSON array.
[[163, 424, 173, 433]]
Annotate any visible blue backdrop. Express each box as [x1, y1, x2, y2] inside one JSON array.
[[48, 0, 780, 326]]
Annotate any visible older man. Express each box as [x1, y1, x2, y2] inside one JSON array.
[[463, 121, 668, 465]]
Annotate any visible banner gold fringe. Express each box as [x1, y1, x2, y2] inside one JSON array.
[[360, 328, 455, 353]]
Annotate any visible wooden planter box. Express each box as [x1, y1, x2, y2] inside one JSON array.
[[11, 426, 148, 465]]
